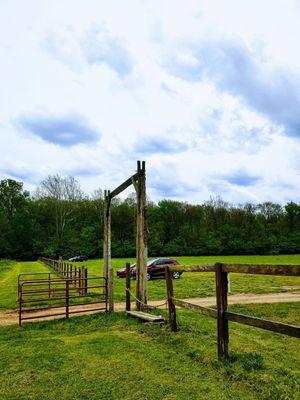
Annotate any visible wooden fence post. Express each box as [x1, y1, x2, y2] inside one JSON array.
[[136, 161, 147, 310], [109, 268, 114, 312], [58, 256, 62, 274], [166, 266, 177, 332], [125, 262, 131, 311], [84, 267, 88, 295], [215, 262, 229, 360], [78, 267, 82, 294], [66, 280, 70, 319], [103, 190, 111, 281]]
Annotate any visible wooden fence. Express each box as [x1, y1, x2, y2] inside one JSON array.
[[39, 257, 114, 311], [165, 263, 300, 360], [39, 257, 88, 295]]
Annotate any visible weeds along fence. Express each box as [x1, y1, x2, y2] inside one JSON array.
[[165, 263, 300, 361], [39, 257, 88, 295]]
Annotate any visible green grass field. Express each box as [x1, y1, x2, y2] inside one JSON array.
[[1, 255, 299, 399], [1, 255, 300, 310], [0, 303, 299, 400], [84, 254, 300, 302]]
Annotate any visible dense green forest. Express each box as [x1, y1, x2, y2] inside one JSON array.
[[0, 177, 300, 260]]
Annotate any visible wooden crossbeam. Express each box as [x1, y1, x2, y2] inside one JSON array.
[[221, 263, 300, 276], [109, 173, 138, 199], [169, 264, 216, 273], [168, 263, 300, 276]]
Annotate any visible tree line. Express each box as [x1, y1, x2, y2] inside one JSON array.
[[0, 177, 300, 260]]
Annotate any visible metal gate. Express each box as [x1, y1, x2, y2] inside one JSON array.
[[18, 273, 107, 326]]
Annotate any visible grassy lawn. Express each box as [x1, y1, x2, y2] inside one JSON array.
[[83, 254, 300, 302], [0, 302, 299, 400], [0, 260, 61, 311], [1, 255, 300, 310]]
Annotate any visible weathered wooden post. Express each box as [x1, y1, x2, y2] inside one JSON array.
[[125, 262, 131, 311], [166, 266, 177, 332], [66, 279, 70, 319], [215, 262, 229, 360], [58, 256, 62, 274], [136, 161, 147, 310], [78, 267, 82, 294], [84, 267, 88, 295], [103, 189, 112, 309], [109, 268, 114, 312], [73, 266, 76, 286], [103, 190, 111, 280]]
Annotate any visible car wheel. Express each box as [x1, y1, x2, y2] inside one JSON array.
[[146, 273, 152, 281], [172, 271, 181, 279]]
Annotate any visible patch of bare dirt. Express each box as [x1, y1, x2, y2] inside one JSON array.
[[1, 291, 300, 326]]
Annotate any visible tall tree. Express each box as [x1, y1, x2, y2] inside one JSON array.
[[0, 179, 29, 222], [36, 175, 83, 248]]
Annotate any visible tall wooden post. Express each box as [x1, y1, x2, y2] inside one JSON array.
[[125, 262, 131, 311], [109, 268, 114, 312], [136, 161, 147, 310], [103, 190, 111, 280], [215, 262, 229, 360], [166, 266, 177, 332]]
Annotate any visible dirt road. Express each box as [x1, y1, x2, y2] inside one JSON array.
[[1, 291, 300, 327]]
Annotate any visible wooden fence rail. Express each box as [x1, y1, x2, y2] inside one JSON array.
[[166, 262, 300, 360]]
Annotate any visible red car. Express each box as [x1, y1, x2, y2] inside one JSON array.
[[116, 258, 181, 280]]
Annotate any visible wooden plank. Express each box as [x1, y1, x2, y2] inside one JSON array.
[[215, 263, 229, 360], [225, 311, 300, 338], [126, 311, 164, 322], [222, 263, 300, 276], [166, 266, 177, 331], [172, 298, 217, 318], [109, 173, 138, 199], [169, 264, 216, 273]]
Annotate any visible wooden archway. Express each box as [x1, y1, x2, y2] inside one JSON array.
[[103, 161, 147, 310]]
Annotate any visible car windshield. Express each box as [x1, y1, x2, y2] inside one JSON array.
[[147, 259, 159, 266], [130, 260, 157, 269]]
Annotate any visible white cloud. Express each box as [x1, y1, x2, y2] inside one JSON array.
[[0, 0, 300, 204]]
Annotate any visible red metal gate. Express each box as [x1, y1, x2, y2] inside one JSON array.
[[18, 273, 107, 326]]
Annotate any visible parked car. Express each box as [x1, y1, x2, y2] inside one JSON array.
[[117, 258, 181, 280], [68, 255, 88, 262]]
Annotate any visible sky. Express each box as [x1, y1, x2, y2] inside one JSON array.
[[1, 0, 300, 204]]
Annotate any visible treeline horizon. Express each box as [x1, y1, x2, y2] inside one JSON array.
[[0, 176, 300, 260]]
